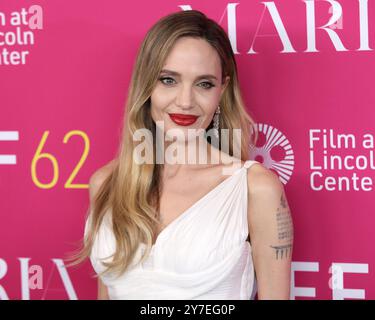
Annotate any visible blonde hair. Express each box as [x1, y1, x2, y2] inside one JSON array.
[[66, 9, 258, 278]]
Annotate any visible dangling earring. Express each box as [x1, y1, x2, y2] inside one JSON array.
[[213, 105, 220, 139]]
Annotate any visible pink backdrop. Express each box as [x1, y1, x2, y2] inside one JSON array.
[[0, 0, 374, 299]]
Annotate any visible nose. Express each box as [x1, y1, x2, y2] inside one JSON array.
[[175, 84, 194, 110]]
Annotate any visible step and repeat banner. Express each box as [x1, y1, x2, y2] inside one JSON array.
[[0, 0, 374, 300]]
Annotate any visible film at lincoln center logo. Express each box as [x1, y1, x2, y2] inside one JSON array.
[[250, 123, 294, 184]]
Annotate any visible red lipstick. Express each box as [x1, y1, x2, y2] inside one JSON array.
[[168, 113, 199, 126]]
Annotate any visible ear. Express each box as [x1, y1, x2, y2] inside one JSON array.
[[220, 75, 230, 98]]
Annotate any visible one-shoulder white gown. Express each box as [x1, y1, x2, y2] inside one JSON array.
[[85, 160, 260, 299]]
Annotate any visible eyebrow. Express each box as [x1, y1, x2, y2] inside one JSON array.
[[160, 69, 218, 81]]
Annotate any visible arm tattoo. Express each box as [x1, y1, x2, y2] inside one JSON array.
[[270, 244, 293, 259], [270, 192, 294, 260]]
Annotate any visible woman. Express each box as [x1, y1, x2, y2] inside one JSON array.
[[68, 9, 294, 300]]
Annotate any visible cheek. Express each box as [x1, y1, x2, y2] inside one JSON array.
[[197, 89, 221, 112], [201, 111, 215, 127], [151, 85, 174, 104], [150, 91, 168, 120], [201, 102, 218, 119]]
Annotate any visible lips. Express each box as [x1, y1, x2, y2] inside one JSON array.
[[168, 113, 199, 126]]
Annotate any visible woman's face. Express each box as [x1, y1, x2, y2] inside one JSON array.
[[150, 36, 230, 141]]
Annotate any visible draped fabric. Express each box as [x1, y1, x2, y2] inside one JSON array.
[[85, 160, 260, 299]]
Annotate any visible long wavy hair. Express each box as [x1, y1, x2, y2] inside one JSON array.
[[66, 9, 258, 278]]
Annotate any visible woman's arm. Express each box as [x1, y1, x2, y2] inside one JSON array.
[[247, 164, 294, 299], [98, 277, 109, 300], [88, 160, 116, 300]]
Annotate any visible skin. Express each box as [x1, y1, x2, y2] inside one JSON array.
[[87, 162, 113, 300], [247, 164, 294, 299], [91, 36, 294, 299], [150, 36, 230, 148], [150, 36, 238, 232]]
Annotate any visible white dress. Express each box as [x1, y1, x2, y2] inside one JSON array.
[[85, 160, 260, 299]]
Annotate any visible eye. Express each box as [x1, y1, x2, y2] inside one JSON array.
[[199, 81, 215, 89], [158, 77, 215, 89], [159, 77, 175, 85]]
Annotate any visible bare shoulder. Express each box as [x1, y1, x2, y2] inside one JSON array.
[[245, 161, 293, 299], [245, 161, 292, 240], [89, 158, 117, 184], [246, 162, 284, 197], [88, 159, 117, 201]]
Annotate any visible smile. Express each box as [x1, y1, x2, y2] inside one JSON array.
[[168, 113, 199, 126]]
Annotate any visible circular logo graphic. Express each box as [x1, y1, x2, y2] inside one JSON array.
[[249, 123, 294, 184]]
